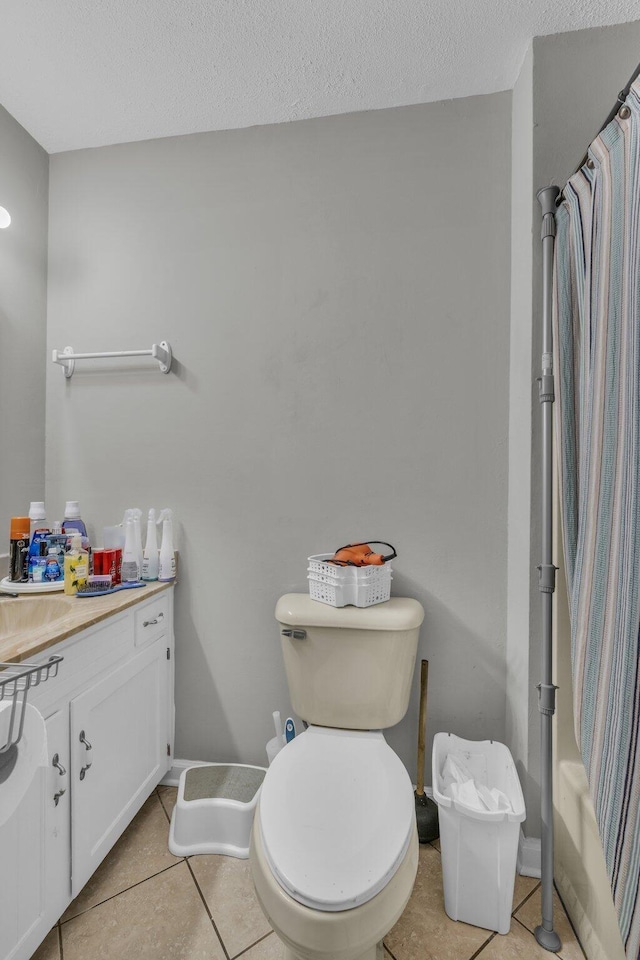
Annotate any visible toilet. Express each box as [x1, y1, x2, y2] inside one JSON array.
[[250, 593, 425, 960]]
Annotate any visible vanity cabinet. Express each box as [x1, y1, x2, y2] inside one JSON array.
[[70, 635, 170, 894], [0, 587, 174, 960]]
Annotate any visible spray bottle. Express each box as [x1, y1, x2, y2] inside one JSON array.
[[121, 518, 140, 582], [157, 509, 176, 582], [141, 508, 159, 581], [122, 508, 144, 577]]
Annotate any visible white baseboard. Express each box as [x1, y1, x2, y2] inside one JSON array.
[[518, 830, 541, 877]]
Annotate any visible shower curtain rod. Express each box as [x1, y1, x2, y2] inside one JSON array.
[[532, 56, 640, 957], [559, 60, 640, 195]]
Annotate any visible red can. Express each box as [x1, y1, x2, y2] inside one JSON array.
[[93, 548, 122, 584], [109, 548, 122, 585]]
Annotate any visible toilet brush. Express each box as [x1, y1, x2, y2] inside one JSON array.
[[414, 659, 439, 843]]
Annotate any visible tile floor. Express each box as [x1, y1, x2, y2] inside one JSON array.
[[32, 785, 587, 960]]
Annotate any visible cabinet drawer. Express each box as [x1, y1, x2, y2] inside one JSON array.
[[134, 595, 169, 648]]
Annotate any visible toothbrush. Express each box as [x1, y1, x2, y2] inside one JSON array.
[[76, 581, 147, 598], [285, 717, 296, 743]]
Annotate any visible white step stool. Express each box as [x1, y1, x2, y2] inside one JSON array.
[[168, 763, 266, 859]]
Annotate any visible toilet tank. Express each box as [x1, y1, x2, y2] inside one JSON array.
[[275, 594, 424, 730]]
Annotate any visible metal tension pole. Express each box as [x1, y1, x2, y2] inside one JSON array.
[[535, 185, 562, 953]]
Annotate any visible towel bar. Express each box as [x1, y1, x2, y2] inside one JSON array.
[[52, 341, 172, 378]]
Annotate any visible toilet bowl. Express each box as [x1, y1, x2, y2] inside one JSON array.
[[249, 594, 425, 960], [250, 726, 419, 960]]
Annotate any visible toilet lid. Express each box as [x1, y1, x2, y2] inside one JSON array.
[[258, 726, 415, 912]]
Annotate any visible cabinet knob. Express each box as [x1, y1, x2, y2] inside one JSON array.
[[52, 753, 66, 776], [52, 752, 67, 805], [79, 730, 92, 780]]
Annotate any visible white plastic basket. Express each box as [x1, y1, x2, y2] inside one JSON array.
[[307, 554, 392, 607]]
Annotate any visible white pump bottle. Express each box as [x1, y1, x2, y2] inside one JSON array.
[[141, 508, 159, 581], [157, 509, 176, 582]]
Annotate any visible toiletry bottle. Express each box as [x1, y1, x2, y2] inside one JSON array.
[[64, 535, 89, 596], [122, 509, 144, 578], [45, 548, 63, 582], [141, 508, 159, 581], [28, 501, 50, 573], [9, 517, 30, 582], [157, 509, 176, 582], [62, 502, 91, 574], [62, 501, 88, 538], [132, 509, 144, 576], [29, 501, 49, 543], [121, 519, 140, 582]]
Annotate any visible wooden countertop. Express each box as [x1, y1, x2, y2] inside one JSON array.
[[0, 581, 174, 664]]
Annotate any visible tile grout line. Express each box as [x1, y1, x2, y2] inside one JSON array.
[[513, 917, 584, 960], [230, 930, 274, 960], [466, 932, 496, 960], [383, 941, 399, 960], [513, 909, 560, 957], [156, 786, 173, 824], [184, 857, 231, 960], [514, 915, 534, 931], [59, 861, 185, 924], [513, 884, 586, 960], [511, 879, 542, 916], [156, 787, 238, 959], [57, 921, 63, 959], [554, 882, 587, 958]]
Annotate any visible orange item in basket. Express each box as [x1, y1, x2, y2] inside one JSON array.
[[328, 541, 397, 567]]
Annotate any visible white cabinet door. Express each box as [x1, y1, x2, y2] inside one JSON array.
[[70, 641, 169, 896], [44, 708, 72, 923], [0, 707, 70, 960]]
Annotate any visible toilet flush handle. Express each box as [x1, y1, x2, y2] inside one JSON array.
[[281, 629, 307, 640]]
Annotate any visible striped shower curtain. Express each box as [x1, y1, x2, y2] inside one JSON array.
[[553, 77, 640, 960]]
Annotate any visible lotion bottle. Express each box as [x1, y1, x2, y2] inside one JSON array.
[[157, 509, 176, 582], [141, 508, 159, 581]]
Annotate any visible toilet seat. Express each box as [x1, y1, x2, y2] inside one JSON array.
[[258, 726, 415, 912]]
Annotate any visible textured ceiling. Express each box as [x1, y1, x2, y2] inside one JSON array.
[[0, 0, 638, 153]]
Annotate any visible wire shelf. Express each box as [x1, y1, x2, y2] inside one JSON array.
[[0, 656, 63, 754]]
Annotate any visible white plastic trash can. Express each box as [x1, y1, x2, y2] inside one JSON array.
[[432, 733, 526, 935]]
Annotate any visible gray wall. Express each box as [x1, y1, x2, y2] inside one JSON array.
[[46, 94, 512, 773], [507, 20, 640, 837], [0, 106, 48, 542]]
